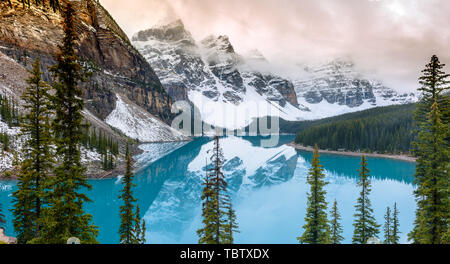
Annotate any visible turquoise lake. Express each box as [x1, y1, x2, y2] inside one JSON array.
[[0, 136, 416, 244]]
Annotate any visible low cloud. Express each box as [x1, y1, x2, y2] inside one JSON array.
[[100, 0, 450, 92]]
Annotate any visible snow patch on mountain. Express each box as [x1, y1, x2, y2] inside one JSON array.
[[105, 94, 188, 142], [80, 146, 102, 164], [0, 120, 23, 172], [133, 21, 305, 129]]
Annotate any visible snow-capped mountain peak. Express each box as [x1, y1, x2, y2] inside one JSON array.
[[133, 20, 416, 130], [132, 19, 195, 45], [201, 35, 236, 54], [133, 21, 303, 129]]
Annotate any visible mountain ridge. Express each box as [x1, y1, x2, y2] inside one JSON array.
[[133, 20, 416, 129], [0, 0, 173, 122]]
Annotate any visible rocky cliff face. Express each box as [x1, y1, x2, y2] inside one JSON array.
[[0, 0, 173, 122], [133, 20, 302, 129]]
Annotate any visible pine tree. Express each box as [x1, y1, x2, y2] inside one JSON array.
[[409, 99, 449, 244], [1, 133, 9, 151], [383, 206, 392, 244], [391, 203, 401, 244], [133, 204, 146, 244], [414, 55, 449, 125], [352, 156, 380, 244], [35, 3, 98, 244], [197, 160, 216, 244], [197, 136, 235, 244], [140, 218, 147, 244], [330, 200, 344, 244], [119, 144, 137, 244], [12, 58, 53, 244], [298, 144, 330, 244], [223, 199, 239, 244], [409, 55, 449, 244]]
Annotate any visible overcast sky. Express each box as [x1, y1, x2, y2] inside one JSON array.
[[100, 0, 450, 92]]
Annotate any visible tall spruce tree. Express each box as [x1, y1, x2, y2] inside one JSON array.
[[119, 144, 137, 244], [409, 55, 449, 244], [352, 156, 380, 244], [330, 200, 344, 244], [210, 136, 228, 244], [198, 136, 236, 244], [140, 217, 147, 244], [133, 204, 146, 244], [35, 3, 98, 244], [391, 203, 400, 244], [223, 198, 239, 244], [12, 58, 53, 244], [409, 99, 449, 244], [298, 144, 330, 244], [383, 206, 392, 244], [197, 160, 216, 244]]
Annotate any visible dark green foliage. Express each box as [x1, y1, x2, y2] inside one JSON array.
[[141, 219, 147, 244], [118, 144, 137, 244], [35, 3, 98, 244], [410, 100, 449, 243], [133, 204, 146, 244], [0, 132, 9, 151], [0, 94, 21, 127], [198, 136, 238, 244], [352, 156, 380, 244], [102, 152, 115, 171], [383, 204, 401, 244], [197, 159, 216, 244], [409, 55, 449, 244], [391, 203, 400, 244], [414, 55, 450, 126], [209, 136, 228, 244], [81, 126, 119, 171], [223, 199, 239, 244], [81, 127, 119, 156], [383, 206, 392, 244], [118, 144, 146, 244], [298, 144, 330, 244], [330, 200, 344, 244], [295, 104, 415, 153], [142, 220, 147, 243], [12, 58, 53, 244]]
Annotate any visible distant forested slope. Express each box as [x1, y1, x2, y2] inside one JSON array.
[[290, 104, 416, 153]]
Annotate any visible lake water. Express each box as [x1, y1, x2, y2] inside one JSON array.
[[0, 136, 416, 244]]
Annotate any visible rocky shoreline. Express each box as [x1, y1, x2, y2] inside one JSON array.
[[288, 143, 417, 163]]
